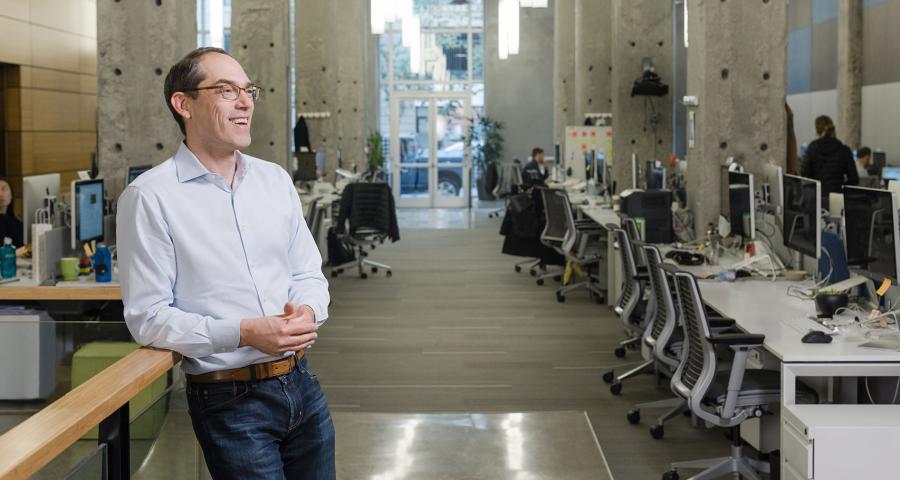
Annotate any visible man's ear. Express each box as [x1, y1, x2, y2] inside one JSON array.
[[170, 92, 192, 121]]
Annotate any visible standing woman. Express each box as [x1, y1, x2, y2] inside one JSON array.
[[0, 178, 23, 247], [800, 115, 857, 208]]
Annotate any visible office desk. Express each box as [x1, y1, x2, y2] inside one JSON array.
[[0, 278, 121, 301], [695, 279, 900, 479], [579, 204, 621, 305]]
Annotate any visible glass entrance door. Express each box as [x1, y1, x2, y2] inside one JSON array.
[[391, 94, 471, 208]]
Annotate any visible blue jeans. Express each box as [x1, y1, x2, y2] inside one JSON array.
[[186, 356, 335, 480]]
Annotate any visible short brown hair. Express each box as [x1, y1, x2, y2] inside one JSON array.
[[532, 147, 544, 158], [164, 47, 230, 135], [814, 115, 835, 138]]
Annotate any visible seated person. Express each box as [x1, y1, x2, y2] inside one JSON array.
[[522, 147, 549, 187], [855, 146, 871, 179], [0, 178, 23, 247]]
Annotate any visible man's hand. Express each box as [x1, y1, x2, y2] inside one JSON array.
[[239, 303, 318, 355]]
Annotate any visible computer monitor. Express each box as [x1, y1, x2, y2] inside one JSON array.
[[870, 151, 886, 177], [584, 151, 594, 182], [294, 152, 318, 182], [22, 173, 60, 245], [763, 164, 783, 211], [881, 167, 900, 183], [783, 174, 821, 259], [645, 160, 665, 190], [631, 152, 638, 190], [71, 179, 104, 249], [126, 165, 152, 185], [842, 186, 900, 281], [595, 151, 606, 186], [726, 171, 755, 240]]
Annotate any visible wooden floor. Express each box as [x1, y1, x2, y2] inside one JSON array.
[[313, 209, 728, 480]]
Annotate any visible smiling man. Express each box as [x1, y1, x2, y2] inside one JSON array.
[[116, 47, 335, 479]]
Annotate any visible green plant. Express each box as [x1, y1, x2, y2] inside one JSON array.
[[465, 116, 504, 171], [366, 131, 384, 173]]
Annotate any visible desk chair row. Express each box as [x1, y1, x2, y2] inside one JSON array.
[[605, 226, 817, 480]]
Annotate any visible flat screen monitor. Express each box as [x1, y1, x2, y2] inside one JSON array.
[[727, 171, 755, 240], [595, 152, 606, 185], [646, 162, 665, 190], [783, 174, 821, 259], [870, 151, 886, 177], [22, 173, 60, 245], [584, 151, 593, 182], [842, 186, 900, 281], [881, 167, 900, 183], [763, 164, 783, 211], [71, 179, 104, 248], [126, 165, 152, 185], [295, 152, 318, 182]]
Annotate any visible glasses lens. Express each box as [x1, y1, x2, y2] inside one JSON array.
[[219, 84, 238, 100]]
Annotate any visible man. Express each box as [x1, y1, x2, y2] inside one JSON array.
[[800, 115, 857, 207], [117, 47, 334, 479], [522, 147, 549, 187], [855, 146, 872, 179]]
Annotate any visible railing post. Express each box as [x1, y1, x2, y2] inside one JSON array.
[[98, 402, 130, 480]]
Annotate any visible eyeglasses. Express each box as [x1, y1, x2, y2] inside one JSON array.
[[184, 83, 261, 101]]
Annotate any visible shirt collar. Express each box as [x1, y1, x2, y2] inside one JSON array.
[[174, 142, 251, 184]]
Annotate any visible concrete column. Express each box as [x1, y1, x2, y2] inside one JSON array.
[[98, 0, 196, 197], [231, 0, 291, 170], [553, 0, 575, 163], [574, 0, 612, 125], [837, 0, 863, 149], [684, 0, 787, 235], [296, 0, 372, 178], [610, 0, 673, 191]]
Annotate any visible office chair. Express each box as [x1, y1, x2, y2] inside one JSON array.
[[662, 270, 816, 480], [539, 188, 605, 303], [331, 182, 396, 279], [622, 217, 648, 270], [308, 204, 326, 246], [534, 187, 567, 287], [304, 196, 322, 226], [611, 228, 650, 359], [489, 161, 524, 219]]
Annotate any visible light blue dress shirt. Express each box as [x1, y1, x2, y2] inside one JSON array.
[[117, 143, 329, 374]]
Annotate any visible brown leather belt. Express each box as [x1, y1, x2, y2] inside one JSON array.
[[186, 351, 304, 384]]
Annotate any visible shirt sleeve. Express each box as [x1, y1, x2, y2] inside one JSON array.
[[117, 186, 242, 358], [284, 174, 331, 325]]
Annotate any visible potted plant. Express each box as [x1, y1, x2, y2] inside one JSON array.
[[366, 131, 385, 174], [466, 117, 504, 200], [814, 288, 849, 318]]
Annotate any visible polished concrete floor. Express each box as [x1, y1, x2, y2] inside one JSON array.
[[26, 206, 732, 479]]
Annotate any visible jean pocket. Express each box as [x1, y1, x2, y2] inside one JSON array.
[[194, 381, 252, 415]]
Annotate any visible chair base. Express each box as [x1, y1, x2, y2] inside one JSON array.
[[330, 248, 393, 279], [666, 431, 768, 480]]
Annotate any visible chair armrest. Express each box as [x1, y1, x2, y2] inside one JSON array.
[[707, 333, 765, 347], [708, 318, 736, 329]]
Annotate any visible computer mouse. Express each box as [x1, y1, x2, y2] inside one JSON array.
[[801, 330, 833, 344], [582, 199, 590, 206], [734, 269, 752, 278]]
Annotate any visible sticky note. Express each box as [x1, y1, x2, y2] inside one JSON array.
[[876, 278, 891, 296]]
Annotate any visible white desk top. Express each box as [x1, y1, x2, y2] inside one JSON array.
[[785, 404, 900, 431], [579, 204, 620, 227], [697, 279, 900, 363]]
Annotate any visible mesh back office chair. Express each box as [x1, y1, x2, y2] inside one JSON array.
[[539, 188, 605, 302], [611, 228, 650, 360], [304, 196, 322, 226], [662, 271, 817, 480], [490, 161, 525, 219], [623, 217, 648, 270], [534, 187, 568, 287], [331, 182, 395, 279]]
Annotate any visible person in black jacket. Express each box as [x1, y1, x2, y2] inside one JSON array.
[[0, 178, 23, 247], [522, 147, 549, 187], [800, 115, 857, 206]]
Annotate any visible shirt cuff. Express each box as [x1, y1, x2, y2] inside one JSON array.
[[301, 302, 328, 326], [211, 317, 242, 353]]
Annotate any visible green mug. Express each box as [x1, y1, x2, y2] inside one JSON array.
[[60, 257, 79, 281]]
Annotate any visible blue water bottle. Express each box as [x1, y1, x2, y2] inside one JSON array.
[[0, 238, 15, 279], [93, 243, 112, 283]]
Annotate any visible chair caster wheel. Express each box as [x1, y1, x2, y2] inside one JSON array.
[[361, 251, 369, 257], [602, 370, 615, 384], [536, 279, 544, 286], [614, 347, 626, 358], [371, 267, 378, 273], [650, 424, 664, 440], [386, 271, 392, 277], [360, 273, 368, 279], [529, 269, 537, 277], [662, 470, 679, 480], [331, 271, 339, 278], [556, 293, 565, 303], [515, 265, 522, 273], [371, 245, 376, 250], [626, 410, 640, 424], [553, 275, 562, 282], [609, 382, 622, 395]]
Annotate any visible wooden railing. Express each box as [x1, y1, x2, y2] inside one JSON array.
[[0, 348, 181, 480]]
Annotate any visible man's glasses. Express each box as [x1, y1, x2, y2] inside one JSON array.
[[184, 83, 261, 101]]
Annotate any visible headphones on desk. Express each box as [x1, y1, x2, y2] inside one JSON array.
[[666, 250, 705, 266]]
